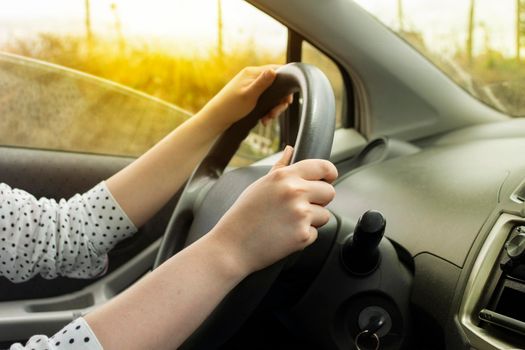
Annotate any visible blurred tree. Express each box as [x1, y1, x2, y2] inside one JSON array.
[[466, 0, 475, 65], [397, 0, 404, 32], [85, 0, 93, 48], [111, 2, 125, 54], [516, 0, 525, 62], [217, 0, 224, 57]]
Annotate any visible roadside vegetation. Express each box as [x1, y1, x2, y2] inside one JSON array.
[[1, 34, 284, 164], [389, 0, 525, 117], [3, 33, 284, 115], [2, 0, 525, 161]]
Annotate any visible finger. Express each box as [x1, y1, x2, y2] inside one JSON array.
[[260, 115, 273, 126], [260, 100, 290, 125], [310, 205, 331, 228], [243, 64, 281, 76], [270, 145, 294, 172], [302, 226, 319, 247], [261, 112, 276, 126], [247, 69, 277, 95], [304, 180, 336, 205], [288, 159, 338, 182], [256, 64, 282, 72], [273, 95, 292, 106], [268, 102, 289, 119], [282, 94, 293, 104], [260, 95, 293, 125]]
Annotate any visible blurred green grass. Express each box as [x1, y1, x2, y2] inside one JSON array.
[[4, 33, 285, 114]]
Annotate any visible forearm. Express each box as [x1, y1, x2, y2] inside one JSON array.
[[106, 109, 226, 228], [85, 232, 246, 350], [106, 66, 283, 228], [87, 152, 338, 350]]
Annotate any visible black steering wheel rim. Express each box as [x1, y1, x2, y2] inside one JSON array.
[[153, 62, 336, 348]]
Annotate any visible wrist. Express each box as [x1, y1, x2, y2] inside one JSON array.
[[200, 230, 251, 283], [194, 98, 233, 136]]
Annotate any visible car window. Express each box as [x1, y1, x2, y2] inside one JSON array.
[[353, 0, 525, 118], [301, 41, 346, 128], [0, 53, 189, 156], [0, 0, 286, 164]]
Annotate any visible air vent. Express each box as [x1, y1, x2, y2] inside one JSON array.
[[459, 215, 525, 349], [479, 309, 525, 336], [478, 225, 525, 340]]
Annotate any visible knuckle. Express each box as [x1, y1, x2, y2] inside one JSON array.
[[242, 66, 256, 75], [270, 167, 287, 181], [236, 87, 250, 100], [292, 202, 310, 219], [283, 182, 304, 200], [296, 228, 312, 244]]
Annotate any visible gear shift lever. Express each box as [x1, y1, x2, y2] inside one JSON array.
[[341, 210, 386, 275]]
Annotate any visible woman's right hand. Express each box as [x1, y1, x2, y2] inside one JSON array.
[[208, 146, 338, 276], [87, 146, 337, 350]]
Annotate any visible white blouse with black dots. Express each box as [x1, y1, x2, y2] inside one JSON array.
[[0, 181, 137, 350], [10, 318, 103, 350]]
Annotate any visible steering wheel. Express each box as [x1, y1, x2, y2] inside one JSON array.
[[153, 62, 336, 349]]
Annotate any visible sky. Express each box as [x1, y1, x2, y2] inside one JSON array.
[[0, 0, 519, 57]]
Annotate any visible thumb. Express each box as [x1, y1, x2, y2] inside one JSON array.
[[270, 145, 293, 172], [248, 69, 277, 96]]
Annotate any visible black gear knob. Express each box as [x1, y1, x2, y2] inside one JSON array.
[[341, 210, 386, 275]]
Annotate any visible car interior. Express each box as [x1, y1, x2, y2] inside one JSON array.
[[1, 0, 525, 349]]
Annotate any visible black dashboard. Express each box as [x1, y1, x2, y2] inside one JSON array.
[[326, 126, 525, 349], [219, 121, 525, 350]]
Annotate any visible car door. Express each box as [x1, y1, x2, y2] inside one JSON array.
[[0, 52, 187, 345]]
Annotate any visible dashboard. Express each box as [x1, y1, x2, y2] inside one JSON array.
[[319, 122, 525, 349]]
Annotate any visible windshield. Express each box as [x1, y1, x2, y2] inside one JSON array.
[[354, 0, 525, 117]]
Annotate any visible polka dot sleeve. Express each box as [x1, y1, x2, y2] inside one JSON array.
[[9, 317, 103, 350], [0, 181, 137, 282]]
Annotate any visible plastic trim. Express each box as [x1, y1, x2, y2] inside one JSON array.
[[459, 213, 525, 349], [0, 239, 160, 341]]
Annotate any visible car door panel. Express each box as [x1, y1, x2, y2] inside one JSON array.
[[0, 147, 176, 302]]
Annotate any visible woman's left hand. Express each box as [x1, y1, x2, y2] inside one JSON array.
[[200, 65, 293, 131]]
